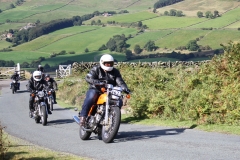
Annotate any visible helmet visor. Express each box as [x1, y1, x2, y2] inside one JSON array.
[[103, 61, 114, 67]]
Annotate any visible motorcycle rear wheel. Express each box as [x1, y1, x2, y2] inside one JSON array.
[[102, 107, 121, 143], [79, 126, 92, 140]]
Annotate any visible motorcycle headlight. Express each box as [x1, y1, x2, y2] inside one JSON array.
[[13, 80, 16, 83], [38, 91, 45, 98]]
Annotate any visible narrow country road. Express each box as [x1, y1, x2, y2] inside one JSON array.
[[0, 80, 240, 160]]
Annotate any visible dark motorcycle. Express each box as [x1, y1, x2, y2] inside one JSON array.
[[11, 80, 20, 94], [31, 90, 49, 126], [46, 88, 54, 111], [73, 83, 130, 143]]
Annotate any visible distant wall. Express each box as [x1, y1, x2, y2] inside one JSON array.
[[72, 60, 211, 73]]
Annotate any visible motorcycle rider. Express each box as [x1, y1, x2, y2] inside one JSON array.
[[44, 73, 58, 104], [78, 54, 131, 126], [27, 71, 52, 118], [10, 71, 20, 90], [37, 65, 44, 72]]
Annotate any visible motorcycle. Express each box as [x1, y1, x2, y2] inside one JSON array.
[[31, 90, 49, 126], [73, 82, 130, 143], [11, 79, 20, 94], [46, 88, 55, 111]]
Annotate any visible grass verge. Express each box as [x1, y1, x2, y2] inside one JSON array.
[[1, 130, 88, 160]]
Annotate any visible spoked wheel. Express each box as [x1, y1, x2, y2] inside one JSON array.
[[41, 106, 47, 126], [79, 125, 92, 140], [102, 107, 121, 143]]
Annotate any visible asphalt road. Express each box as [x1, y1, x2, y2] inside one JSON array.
[[0, 80, 240, 160]]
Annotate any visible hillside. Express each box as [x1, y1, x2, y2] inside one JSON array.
[[0, 0, 240, 66]]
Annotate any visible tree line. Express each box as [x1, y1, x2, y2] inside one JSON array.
[[154, 0, 183, 9]]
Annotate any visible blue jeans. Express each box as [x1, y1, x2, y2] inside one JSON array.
[[79, 88, 123, 117]]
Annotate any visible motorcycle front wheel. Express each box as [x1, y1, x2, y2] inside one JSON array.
[[49, 98, 53, 111], [12, 87, 15, 94], [41, 106, 47, 126], [102, 107, 121, 143]]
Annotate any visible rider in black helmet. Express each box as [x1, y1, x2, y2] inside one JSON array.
[[44, 73, 58, 104]]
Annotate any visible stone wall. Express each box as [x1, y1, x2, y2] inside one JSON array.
[[72, 60, 211, 73]]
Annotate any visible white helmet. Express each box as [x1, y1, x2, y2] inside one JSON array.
[[99, 54, 114, 71], [33, 71, 42, 81]]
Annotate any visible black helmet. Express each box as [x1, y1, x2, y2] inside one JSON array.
[[45, 73, 50, 78]]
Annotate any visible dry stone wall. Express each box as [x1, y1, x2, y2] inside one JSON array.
[[72, 61, 211, 73]]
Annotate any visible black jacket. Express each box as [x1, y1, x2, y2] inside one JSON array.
[[11, 74, 20, 81], [27, 77, 46, 93], [85, 65, 129, 91], [45, 78, 58, 90]]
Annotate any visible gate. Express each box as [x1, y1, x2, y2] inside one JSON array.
[[0, 63, 25, 80], [56, 64, 72, 78]]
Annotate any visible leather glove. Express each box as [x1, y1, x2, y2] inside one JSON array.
[[124, 88, 131, 94]]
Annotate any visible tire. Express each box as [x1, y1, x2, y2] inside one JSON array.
[[41, 106, 47, 126], [12, 87, 15, 94], [79, 126, 92, 140], [102, 107, 121, 143]]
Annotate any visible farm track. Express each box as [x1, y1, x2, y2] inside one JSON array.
[[32, 28, 100, 51]]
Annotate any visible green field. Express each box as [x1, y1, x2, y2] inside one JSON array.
[[0, 40, 11, 49], [14, 26, 101, 51], [37, 27, 138, 53], [0, 23, 27, 33], [198, 30, 240, 49], [0, 51, 50, 64], [155, 29, 210, 49], [127, 30, 173, 49], [143, 16, 206, 30], [189, 7, 240, 29], [0, 0, 240, 65]]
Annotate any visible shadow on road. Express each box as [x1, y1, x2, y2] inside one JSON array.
[[52, 107, 71, 111], [114, 128, 186, 143], [47, 118, 75, 125]]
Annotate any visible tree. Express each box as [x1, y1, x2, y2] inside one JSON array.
[[125, 50, 132, 59], [186, 40, 199, 51], [197, 11, 203, 18], [0, 9, 2, 13], [97, 19, 101, 25], [205, 11, 211, 18], [9, 3, 15, 9], [134, 45, 142, 54], [144, 40, 156, 51], [137, 21, 142, 27], [214, 10, 219, 17], [9, 29, 13, 34], [85, 48, 89, 52], [98, 44, 107, 51], [91, 20, 96, 25], [164, 11, 169, 16], [169, 9, 177, 16], [176, 10, 183, 17], [153, 8, 157, 13]]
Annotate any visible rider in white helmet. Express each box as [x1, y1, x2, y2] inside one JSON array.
[[27, 71, 52, 118], [78, 54, 131, 126]]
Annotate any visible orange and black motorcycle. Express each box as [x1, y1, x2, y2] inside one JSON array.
[[73, 83, 130, 143]]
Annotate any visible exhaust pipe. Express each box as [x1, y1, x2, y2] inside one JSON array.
[[72, 116, 93, 132], [73, 116, 80, 124]]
